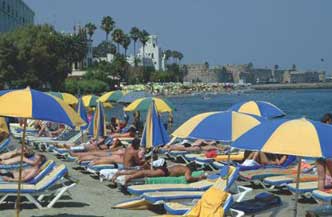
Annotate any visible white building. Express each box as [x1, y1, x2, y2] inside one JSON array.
[[135, 35, 166, 71]]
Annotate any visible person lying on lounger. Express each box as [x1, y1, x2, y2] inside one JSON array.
[[112, 159, 207, 185], [0, 146, 33, 161], [162, 139, 225, 152], [0, 153, 45, 166], [0, 154, 46, 182], [37, 121, 65, 137], [241, 151, 288, 167], [89, 138, 145, 168], [62, 136, 107, 151]]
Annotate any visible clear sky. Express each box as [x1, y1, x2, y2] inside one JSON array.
[[25, 0, 332, 73]]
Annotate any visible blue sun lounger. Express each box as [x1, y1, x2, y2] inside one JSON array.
[[312, 190, 332, 203], [0, 164, 76, 209], [0, 138, 11, 153], [287, 181, 318, 198]]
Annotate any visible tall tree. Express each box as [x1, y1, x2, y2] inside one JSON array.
[[292, 64, 297, 71], [85, 22, 97, 40], [93, 41, 116, 57], [171, 50, 179, 64], [130, 27, 140, 56], [139, 29, 150, 66], [121, 34, 131, 57], [101, 16, 115, 41], [112, 28, 124, 53], [177, 51, 184, 64]]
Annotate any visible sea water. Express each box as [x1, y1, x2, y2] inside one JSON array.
[[106, 89, 332, 130]]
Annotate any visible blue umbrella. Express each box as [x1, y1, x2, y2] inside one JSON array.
[[118, 91, 152, 104], [141, 100, 170, 148], [76, 98, 88, 131], [228, 101, 285, 119], [92, 101, 106, 139]]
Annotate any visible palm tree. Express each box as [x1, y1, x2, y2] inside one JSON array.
[[177, 52, 184, 64], [130, 27, 140, 57], [101, 16, 115, 41], [121, 34, 131, 57], [139, 29, 150, 66], [110, 43, 117, 55], [85, 22, 97, 40], [171, 50, 179, 64], [164, 49, 172, 62], [112, 28, 124, 53]]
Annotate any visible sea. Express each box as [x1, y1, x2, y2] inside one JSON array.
[[106, 89, 332, 131]]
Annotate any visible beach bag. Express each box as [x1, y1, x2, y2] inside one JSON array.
[[231, 192, 281, 214]]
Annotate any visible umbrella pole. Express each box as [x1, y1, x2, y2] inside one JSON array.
[[16, 118, 27, 217], [293, 156, 302, 217], [80, 129, 84, 143], [226, 143, 231, 189]]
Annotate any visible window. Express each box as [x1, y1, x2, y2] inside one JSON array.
[[153, 43, 156, 48]]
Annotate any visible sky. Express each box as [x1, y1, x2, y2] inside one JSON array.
[[25, 0, 332, 73]]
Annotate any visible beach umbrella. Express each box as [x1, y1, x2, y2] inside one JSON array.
[[92, 101, 106, 139], [99, 90, 124, 103], [102, 102, 113, 109], [0, 117, 9, 134], [172, 111, 262, 142], [48, 92, 78, 105], [0, 87, 85, 217], [76, 98, 89, 143], [118, 91, 152, 104], [232, 118, 332, 217], [141, 100, 170, 148], [0, 89, 13, 96], [228, 101, 285, 119], [124, 97, 174, 113], [82, 94, 98, 107]]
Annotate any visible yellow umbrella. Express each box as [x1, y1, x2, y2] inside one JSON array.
[[99, 90, 124, 103], [82, 95, 98, 107], [48, 92, 78, 105]]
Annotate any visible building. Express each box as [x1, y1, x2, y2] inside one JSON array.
[[183, 63, 219, 83], [0, 0, 34, 33], [283, 71, 326, 83], [135, 35, 165, 71]]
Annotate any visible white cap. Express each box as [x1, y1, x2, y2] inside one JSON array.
[[152, 158, 166, 167]]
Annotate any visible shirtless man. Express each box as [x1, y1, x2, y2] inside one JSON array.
[[90, 138, 144, 168], [0, 153, 45, 166], [0, 154, 46, 182], [162, 139, 224, 152], [112, 159, 207, 185]]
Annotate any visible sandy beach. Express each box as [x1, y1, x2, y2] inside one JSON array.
[[0, 151, 321, 217]]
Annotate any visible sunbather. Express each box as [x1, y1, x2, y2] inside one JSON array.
[[0, 153, 45, 166], [112, 159, 207, 185], [162, 139, 224, 152], [241, 152, 287, 167], [0, 146, 33, 161], [0, 154, 46, 182], [37, 121, 65, 137], [89, 138, 145, 168], [110, 125, 136, 138]]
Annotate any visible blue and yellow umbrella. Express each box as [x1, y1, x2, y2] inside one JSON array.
[[48, 92, 78, 105], [232, 118, 332, 217], [82, 94, 98, 107], [0, 87, 85, 128], [172, 111, 262, 142], [141, 100, 170, 148], [228, 101, 285, 119], [99, 90, 124, 103], [76, 98, 88, 131], [124, 97, 174, 113], [91, 101, 106, 139]]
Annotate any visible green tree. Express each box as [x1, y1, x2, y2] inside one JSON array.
[[121, 34, 131, 57], [85, 22, 97, 40], [139, 29, 150, 66], [130, 27, 140, 54], [112, 28, 124, 53], [93, 41, 116, 58], [101, 16, 115, 41]]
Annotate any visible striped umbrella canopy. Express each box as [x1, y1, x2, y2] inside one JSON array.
[[82, 94, 98, 107], [228, 101, 285, 119], [0, 87, 85, 128], [91, 101, 106, 139], [99, 90, 124, 103], [0, 87, 85, 217], [76, 98, 88, 131], [48, 92, 78, 105], [172, 111, 262, 142], [124, 97, 174, 113], [0, 117, 9, 134], [232, 118, 332, 217], [141, 100, 170, 148], [0, 89, 14, 96], [118, 91, 152, 104]]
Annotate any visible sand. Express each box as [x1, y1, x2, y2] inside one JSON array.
[[0, 152, 322, 217]]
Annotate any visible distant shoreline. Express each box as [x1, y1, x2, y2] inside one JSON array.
[[252, 82, 332, 90]]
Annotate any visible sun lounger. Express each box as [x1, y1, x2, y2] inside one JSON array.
[[0, 164, 76, 209], [0, 162, 29, 170], [163, 191, 233, 215], [127, 166, 238, 196], [263, 174, 317, 189], [237, 155, 297, 171], [195, 152, 245, 170], [312, 190, 332, 203], [0, 137, 11, 153], [287, 181, 318, 197]]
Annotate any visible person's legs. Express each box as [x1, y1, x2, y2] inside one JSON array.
[[1, 156, 22, 165], [125, 169, 165, 184], [90, 155, 123, 165], [258, 152, 272, 165], [316, 159, 326, 191]]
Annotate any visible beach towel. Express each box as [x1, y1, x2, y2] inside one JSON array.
[[159, 186, 227, 217]]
